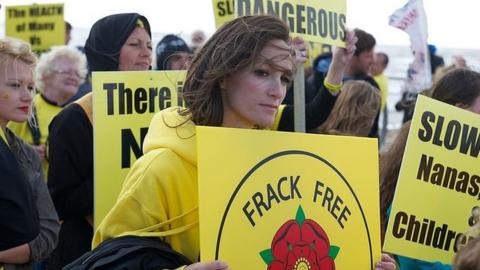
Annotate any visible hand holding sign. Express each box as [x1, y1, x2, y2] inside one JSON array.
[[292, 36, 308, 64], [332, 30, 357, 68], [375, 254, 397, 270], [184, 260, 230, 270], [323, 30, 357, 95]]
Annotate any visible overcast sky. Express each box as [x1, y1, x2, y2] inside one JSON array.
[[1, 0, 479, 49]]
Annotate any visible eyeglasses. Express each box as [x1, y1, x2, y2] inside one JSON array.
[[51, 68, 83, 79]]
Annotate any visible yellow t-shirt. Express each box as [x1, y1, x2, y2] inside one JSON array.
[[7, 93, 62, 178], [373, 73, 389, 111]]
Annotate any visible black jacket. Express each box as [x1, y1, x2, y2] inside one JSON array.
[[0, 135, 39, 251], [63, 236, 191, 270]]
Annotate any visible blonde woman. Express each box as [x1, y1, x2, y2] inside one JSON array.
[[317, 80, 381, 136], [7, 45, 86, 176], [0, 38, 59, 270]]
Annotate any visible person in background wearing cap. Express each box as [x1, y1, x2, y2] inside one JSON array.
[[155, 34, 192, 71]]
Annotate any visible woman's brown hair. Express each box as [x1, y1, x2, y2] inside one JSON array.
[[379, 121, 411, 244], [431, 68, 480, 108], [181, 15, 294, 126], [317, 80, 380, 136]]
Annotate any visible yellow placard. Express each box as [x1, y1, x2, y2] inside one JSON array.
[[5, 3, 65, 53], [212, 0, 346, 47], [93, 71, 186, 228], [198, 127, 381, 269], [384, 95, 480, 263], [212, 0, 236, 29]]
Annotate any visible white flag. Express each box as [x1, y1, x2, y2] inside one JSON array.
[[389, 0, 431, 92]]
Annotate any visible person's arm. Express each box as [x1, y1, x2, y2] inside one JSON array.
[[277, 31, 357, 131], [48, 105, 94, 220], [28, 165, 60, 262], [324, 30, 357, 94], [278, 86, 337, 131], [0, 244, 30, 264]]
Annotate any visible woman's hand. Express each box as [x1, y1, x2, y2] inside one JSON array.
[[324, 29, 358, 93], [32, 144, 46, 161], [331, 30, 357, 68], [292, 36, 308, 64], [184, 260, 230, 270], [375, 253, 397, 270]]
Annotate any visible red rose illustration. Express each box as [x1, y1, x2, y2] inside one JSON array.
[[260, 206, 338, 270]]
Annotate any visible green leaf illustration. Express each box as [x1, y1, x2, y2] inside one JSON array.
[[259, 249, 273, 265], [296, 205, 305, 225], [328, 245, 340, 260]]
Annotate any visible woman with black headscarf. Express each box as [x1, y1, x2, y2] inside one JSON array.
[[46, 13, 152, 268]]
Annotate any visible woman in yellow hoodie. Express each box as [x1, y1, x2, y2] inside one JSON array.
[[93, 15, 396, 270]]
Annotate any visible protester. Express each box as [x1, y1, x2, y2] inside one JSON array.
[[433, 56, 468, 84], [395, 90, 417, 123], [155, 34, 192, 70], [379, 120, 411, 244], [380, 68, 480, 270], [7, 45, 86, 177], [428, 44, 444, 75], [453, 237, 480, 270], [46, 13, 152, 268], [372, 52, 389, 111], [453, 208, 480, 270], [65, 21, 72, 45], [344, 28, 381, 138], [317, 80, 380, 136], [92, 15, 396, 270], [190, 30, 206, 53], [451, 55, 467, 68], [431, 68, 480, 113], [0, 37, 59, 270], [164, 27, 357, 132]]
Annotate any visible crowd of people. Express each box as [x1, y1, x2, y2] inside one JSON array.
[[0, 10, 478, 270]]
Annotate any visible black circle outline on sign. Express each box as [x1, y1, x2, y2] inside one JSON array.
[[214, 150, 374, 268]]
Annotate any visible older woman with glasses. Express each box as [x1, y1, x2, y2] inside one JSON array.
[[8, 45, 87, 176]]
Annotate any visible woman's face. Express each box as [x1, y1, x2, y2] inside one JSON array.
[[221, 39, 293, 129], [118, 27, 152, 71], [43, 56, 82, 104], [0, 59, 34, 128]]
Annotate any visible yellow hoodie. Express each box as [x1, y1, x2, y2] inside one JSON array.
[[93, 107, 200, 263]]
